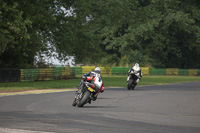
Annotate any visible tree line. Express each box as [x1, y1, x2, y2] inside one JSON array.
[[0, 0, 200, 69]]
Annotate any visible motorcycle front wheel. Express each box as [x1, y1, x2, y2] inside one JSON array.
[[72, 98, 77, 106], [77, 91, 91, 107], [127, 79, 136, 90], [127, 79, 133, 90]]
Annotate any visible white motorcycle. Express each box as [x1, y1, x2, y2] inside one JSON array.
[[127, 70, 140, 90]]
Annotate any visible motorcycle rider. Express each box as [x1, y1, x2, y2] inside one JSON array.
[[127, 63, 143, 84], [81, 67, 104, 101]]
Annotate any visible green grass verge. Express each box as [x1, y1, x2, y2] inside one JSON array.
[[0, 75, 200, 91], [103, 75, 200, 87]]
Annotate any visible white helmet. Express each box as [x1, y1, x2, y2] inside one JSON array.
[[94, 67, 101, 72], [132, 63, 140, 71]]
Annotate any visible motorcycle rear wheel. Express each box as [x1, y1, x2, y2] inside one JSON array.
[[77, 91, 91, 107]]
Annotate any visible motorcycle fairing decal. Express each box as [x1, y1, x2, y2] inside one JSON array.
[[86, 76, 93, 81], [91, 84, 95, 88]]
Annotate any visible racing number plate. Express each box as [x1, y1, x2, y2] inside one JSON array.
[[88, 87, 94, 92]]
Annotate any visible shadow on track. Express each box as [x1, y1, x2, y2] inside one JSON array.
[[106, 82, 200, 91], [97, 97, 115, 99], [82, 105, 117, 108]]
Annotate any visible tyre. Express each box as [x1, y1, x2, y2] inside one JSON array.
[[127, 79, 133, 90], [132, 83, 136, 90], [72, 99, 77, 106], [77, 91, 91, 107]]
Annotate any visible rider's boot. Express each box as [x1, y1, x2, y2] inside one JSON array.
[[91, 94, 97, 101], [88, 99, 91, 104]]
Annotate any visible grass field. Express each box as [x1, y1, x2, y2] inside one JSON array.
[[0, 75, 200, 91]]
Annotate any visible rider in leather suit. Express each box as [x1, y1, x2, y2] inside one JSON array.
[[127, 63, 143, 84], [82, 67, 104, 100]]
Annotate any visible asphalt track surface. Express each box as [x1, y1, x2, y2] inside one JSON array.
[[0, 82, 200, 133]]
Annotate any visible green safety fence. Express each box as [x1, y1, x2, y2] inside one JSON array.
[[1, 67, 200, 83], [178, 69, 188, 75], [111, 67, 131, 75], [149, 68, 166, 75], [82, 66, 96, 74], [78, 66, 112, 75], [99, 67, 112, 75], [141, 67, 149, 75], [21, 69, 40, 82], [0, 67, 75, 82], [52, 67, 63, 79], [38, 68, 53, 81], [73, 67, 200, 76], [188, 69, 199, 76], [72, 67, 82, 75], [62, 67, 74, 79], [21, 67, 74, 82], [166, 68, 179, 75]]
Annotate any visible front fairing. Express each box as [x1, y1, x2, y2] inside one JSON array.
[[130, 74, 138, 81]]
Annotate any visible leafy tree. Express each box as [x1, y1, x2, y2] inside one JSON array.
[[1, 0, 199, 68], [0, 0, 102, 68], [0, 0, 31, 68], [145, 0, 200, 68], [87, 0, 200, 68]]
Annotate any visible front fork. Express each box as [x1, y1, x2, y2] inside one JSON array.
[[75, 82, 96, 103], [75, 88, 83, 100]]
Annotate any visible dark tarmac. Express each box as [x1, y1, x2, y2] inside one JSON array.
[[0, 82, 200, 133]]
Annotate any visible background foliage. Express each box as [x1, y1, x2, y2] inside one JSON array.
[[0, 0, 200, 68]]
